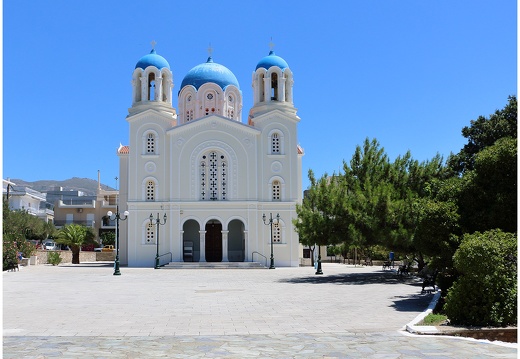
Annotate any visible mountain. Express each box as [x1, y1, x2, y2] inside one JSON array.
[[8, 177, 116, 196]]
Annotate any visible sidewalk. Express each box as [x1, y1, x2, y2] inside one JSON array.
[[3, 263, 517, 358]]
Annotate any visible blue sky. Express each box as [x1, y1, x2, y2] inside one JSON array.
[[3, 0, 517, 190]]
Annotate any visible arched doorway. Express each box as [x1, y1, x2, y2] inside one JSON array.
[[183, 219, 200, 262], [205, 221, 222, 262], [228, 219, 245, 262]]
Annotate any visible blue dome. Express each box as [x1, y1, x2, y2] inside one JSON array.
[[255, 50, 289, 71], [135, 49, 170, 70], [180, 57, 239, 90]]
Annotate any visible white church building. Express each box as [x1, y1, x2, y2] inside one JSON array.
[[117, 45, 304, 267]]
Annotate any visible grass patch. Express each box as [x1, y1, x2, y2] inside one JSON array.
[[420, 313, 448, 326]]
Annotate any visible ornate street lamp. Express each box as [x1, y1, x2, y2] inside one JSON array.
[[150, 212, 167, 269], [107, 206, 129, 276], [262, 213, 280, 269]]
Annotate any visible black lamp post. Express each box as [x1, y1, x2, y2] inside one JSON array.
[[150, 212, 167, 269], [315, 245, 323, 275], [107, 205, 128, 276], [262, 213, 280, 269]]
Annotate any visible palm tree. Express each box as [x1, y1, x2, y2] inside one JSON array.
[[56, 224, 93, 264]]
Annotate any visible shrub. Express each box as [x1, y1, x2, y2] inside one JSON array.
[[47, 251, 62, 266], [3, 234, 18, 271], [17, 239, 36, 258], [444, 230, 517, 326]]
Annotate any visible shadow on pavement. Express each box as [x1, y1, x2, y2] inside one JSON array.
[[279, 271, 423, 286], [58, 262, 114, 268], [390, 294, 434, 312]]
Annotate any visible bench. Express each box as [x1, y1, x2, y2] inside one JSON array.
[[382, 260, 392, 270], [421, 270, 438, 293], [397, 263, 411, 276]]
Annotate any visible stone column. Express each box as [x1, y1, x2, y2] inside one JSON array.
[[243, 230, 249, 262], [264, 77, 270, 102], [279, 78, 286, 102], [140, 76, 148, 101], [179, 230, 184, 262], [199, 230, 206, 262], [156, 77, 164, 102], [221, 230, 229, 262]]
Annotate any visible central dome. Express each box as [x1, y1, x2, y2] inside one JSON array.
[[180, 57, 239, 90]]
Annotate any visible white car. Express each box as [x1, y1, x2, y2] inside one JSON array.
[[44, 241, 58, 250]]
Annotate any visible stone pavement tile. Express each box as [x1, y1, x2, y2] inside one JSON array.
[[4, 333, 516, 358], [3, 264, 518, 358]]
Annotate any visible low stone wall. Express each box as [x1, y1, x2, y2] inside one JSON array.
[[440, 327, 517, 343], [29, 250, 113, 265], [96, 252, 116, 261]]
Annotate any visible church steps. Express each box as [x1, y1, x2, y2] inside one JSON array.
[[160, 262, 267, 269]]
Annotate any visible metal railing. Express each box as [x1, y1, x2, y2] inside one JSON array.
[[157, 252, 173, 267], [251, 251, 267, 267]]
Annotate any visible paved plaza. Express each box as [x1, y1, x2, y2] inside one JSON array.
[[3, 263, 517, 358]]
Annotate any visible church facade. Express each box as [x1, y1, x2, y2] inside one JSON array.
[[117, 45, 304, 267]]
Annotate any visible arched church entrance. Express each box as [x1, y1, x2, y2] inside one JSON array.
[[205, 220, 222, 262], [228, 219, 245, 262], [182, 219, 200, 262]]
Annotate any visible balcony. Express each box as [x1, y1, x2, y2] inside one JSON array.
[[58, 199, 96, 208], [54, 220, 95, 228], [101, 218, 116, 228]]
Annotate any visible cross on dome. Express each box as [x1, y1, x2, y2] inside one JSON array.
[[151, 40, 157, 50], [269, 37, 275, 51]]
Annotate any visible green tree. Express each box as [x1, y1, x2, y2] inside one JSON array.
[[412, 198, 460, 270], [294, 170, 340, 270], [384, 154, 450, 265], [458, 137, 517, 233], [336, 138, 393, 248], [444, 230, 517, 326], [295, 138, 453, 271], [100, 231, 116, 246], [448, 95, 517, 175], [55, 224, 95, 264], [3, 198, 44, 269]]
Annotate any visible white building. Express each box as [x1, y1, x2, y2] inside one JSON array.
[[3, 179, 54, 223], [118, 46, 304, 267]]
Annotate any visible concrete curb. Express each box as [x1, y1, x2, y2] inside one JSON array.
[[404, 289, 518, 348], [405, 289, 442, 334]]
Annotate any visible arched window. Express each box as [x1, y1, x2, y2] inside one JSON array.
[[273, 222, 281, 243], [146, 222, 155, 244], [200, 151, 227, 201], [272, 180, 281, 201], [146, 133, 155, 154], [259, 73, 265, 102], [148, 73, 156, 101], [271, 73, 278, 100], [271, 133, 280, 154], [146, 180, 155, 201]]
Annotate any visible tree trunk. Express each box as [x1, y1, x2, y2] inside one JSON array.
[[416, 253, 426, 272], [71, 246, 80, 264]]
